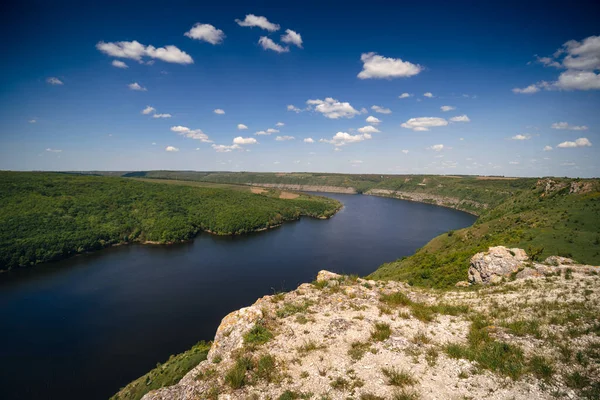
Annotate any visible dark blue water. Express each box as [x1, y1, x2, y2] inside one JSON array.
[[0, 193, 475, 400]]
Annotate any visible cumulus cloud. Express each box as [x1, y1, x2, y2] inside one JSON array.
[[306, 98, 359, 119], [233, 136, 257, 145], [29, 119, 36, 123], [185, 23, 225, 45], [401, 149, 409, 154], [399, 93, 412, 99], [304, 138, 314, 143], [281, 29, 302, 48], [214, 109, 225, 114], [45, 148, 62, 153], [371, 105, 391, 114], [543, 145, 553, 151], [212, 144, 241, 152], [551, 122, 588, 130], [153, 113, 171, 118], [555, 70, 600, 90], [255, 128, 279, 135], [401, 117, 448, 131], [366, 116, 381, 125], [449, 115, 470, 122], [357, 125, 380, 134], [237, 124, 248, 130], [258, 37, 289, 53], [142, 106, 155, 115], [557, 137, 592, 148], [46, 77, 63, 85], [235, 14, 280, 31], [428, 144, 444, 151], [423, 92, 434, 98], [512, 84, 541, 94], [357, 52, 422, 79], [509, 161, 520, 165], [165, 146, 179, 152], [287, 104, 303, 113], [112, 60, 128, 68], [511, 134, 531, 140], [275, 135, 295, 141], [275, 122, 285, 127], [319, 132, 372, 146], [128, 82, 147, 91], [96, 40, 193, 64], [440, 105, 455, 112], [170, 125, 212, 142]]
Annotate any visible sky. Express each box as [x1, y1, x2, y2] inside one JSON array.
[[1, 0, 599, 177]]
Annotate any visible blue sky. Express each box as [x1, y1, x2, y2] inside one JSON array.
[[1, 0, 599, 177]]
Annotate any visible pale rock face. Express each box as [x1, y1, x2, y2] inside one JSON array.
[[544, 256, 576, 266], [468, 246, 529, 284], [208, 306, 263, 363]]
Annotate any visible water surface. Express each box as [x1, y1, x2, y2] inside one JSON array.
[[0, 193, 476, 399]]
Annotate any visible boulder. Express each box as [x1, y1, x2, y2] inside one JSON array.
[[468, 246, 529, 284], [455, 281, 471, 288], [544, 256, 576, 266], [316, 270, 342, 282], [207, 305, 263, 363]]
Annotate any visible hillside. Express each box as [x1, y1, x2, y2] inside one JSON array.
[[0, 172, 341, 270]]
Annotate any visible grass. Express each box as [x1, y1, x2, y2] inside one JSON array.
[[371, 322, 391, 342], [392, 390, 420, 400], [297, 339, 325, 354], [348, 341, 371, 361], [277, 300, 312, 318], [243, 324, 273, 345], [256, 354, 276, 382], [225, 356, 253, 389], [381, 367, 417, 387], [110, 341, 210, 400]]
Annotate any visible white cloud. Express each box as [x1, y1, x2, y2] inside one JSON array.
[[509, 161, 520, 165], [275, 135, 295, 141], [29, 119, 36, 123], [319, 132, 372, 146], [170, 125, 212, 142], [366, 116, 381, 125], [555, 70, 600, 90], [185, 23, 225, 45], [512, 84, 541, 94], [304, 138, 314, 143], [233, 136, 257, 145], [423, 92, 434, 98], [287, 104, 302, 113], [153, 113, 172, 118], [401, 149, 409, 154], [371, 105, 391, 114], [165, 146, 179, 152], [306, 98, 359, 119], [511, 134, 531, 140], [96, 40, 193, 64], [46, 77, 63, 85], [281, 29, 302, 48], [428, 144, 444, 151], [275, 122, 285, 127], [551, 122, 588, 130], [237, 124, 248, 130], [45, 148, 62, 153], [543, 145, 553, 151], [399, 93, 412, 99], [449, 114, 470, 122], [212, 144, 241, 152], [128, 82, 147, 91], [357, 52, 422, 79], [258, 37, 289, 53], [557, 137, 592, 148], [235, 14, 280, 31], [561, 162, 576, 166], [112, 60, 128, 68], [142, 106, 155, 115], [255, 128, 279, 135], [535, 55, 562, 68], [214, 109, 225, 114], [401, 117, 448, 131], [357, 125, 380, 134], [440, 105, 455, 112]]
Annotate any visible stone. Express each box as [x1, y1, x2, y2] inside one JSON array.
[[544, 256, 576, 266], [455, 281, 470, 288], [207, 305, 263, 363], [316, 270, 342, 282], [515, 267, 542, 280], [468, 246, 528, 284]]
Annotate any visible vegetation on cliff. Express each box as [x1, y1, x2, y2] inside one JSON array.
[[0, 172, 341, 270]]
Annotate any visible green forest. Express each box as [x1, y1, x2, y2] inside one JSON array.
[[0, 172, 341, 271]]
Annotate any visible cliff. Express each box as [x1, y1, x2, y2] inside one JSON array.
[[122, 250, 599, 400]]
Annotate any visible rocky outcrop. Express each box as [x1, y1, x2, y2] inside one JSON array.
[[364, 189, 486, 215], [468, 246, 598, 285], [468, 246, 529, 284], [247, 183, 357, 194]]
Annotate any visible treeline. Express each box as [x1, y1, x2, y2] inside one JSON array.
[[0, 172, 340, 270]]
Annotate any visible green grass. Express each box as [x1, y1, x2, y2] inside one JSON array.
[[348, 341, 371, 361], [371, 322, 392, 342], [224, 356, 253, 389], [381, 367, 417, 387], [110, 341, 210, 400], [243, 324, 273, 345]]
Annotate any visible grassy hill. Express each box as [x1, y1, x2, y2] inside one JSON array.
[[0, 172, 341, 270]]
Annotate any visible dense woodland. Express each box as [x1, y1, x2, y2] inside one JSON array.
[[0, 172, 340, 270]]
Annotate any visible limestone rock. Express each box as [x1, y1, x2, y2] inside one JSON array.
[[208, 305, 263, 362], [515, 267, 542, 280], [544, 256, 576, 266], [468, 246, 528, 284], [455, 281, 470, 288], [316, 270, 342, 282]]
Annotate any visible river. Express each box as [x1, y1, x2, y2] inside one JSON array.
[[0, 193, 476, 399]]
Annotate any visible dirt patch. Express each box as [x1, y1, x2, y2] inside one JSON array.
[[279, 191, 299, 199], [251, 187, 267, 194]]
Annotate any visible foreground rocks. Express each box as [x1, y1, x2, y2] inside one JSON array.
[[142, 265, 600, 400]]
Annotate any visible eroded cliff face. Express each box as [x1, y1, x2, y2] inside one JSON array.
[[364, 189, 487, 215], [247, 183, 357, 194], [141, 255, 599, 400]]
